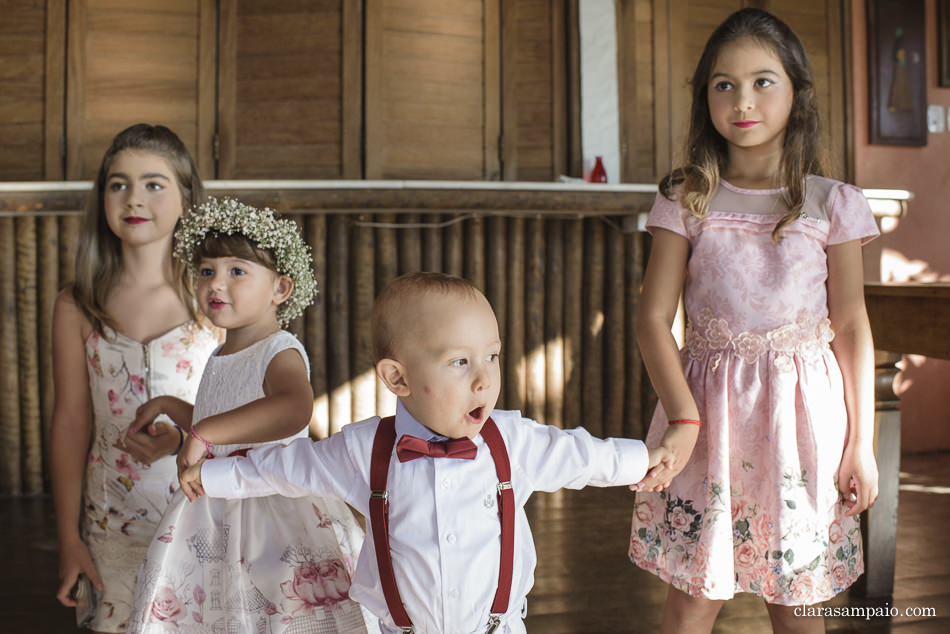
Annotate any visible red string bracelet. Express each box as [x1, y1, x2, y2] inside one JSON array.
[[669, 418, 703, 427], [190, 425, 215, 457]]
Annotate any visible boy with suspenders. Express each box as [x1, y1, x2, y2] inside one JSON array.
[[181, 272, 675, 633]]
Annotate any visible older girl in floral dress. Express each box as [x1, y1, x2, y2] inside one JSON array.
[[51, 124, 220, 633]]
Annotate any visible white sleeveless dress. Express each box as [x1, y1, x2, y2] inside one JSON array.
[[129, 331, 374, 633]]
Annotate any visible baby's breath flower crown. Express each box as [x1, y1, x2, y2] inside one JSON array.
[[174, 197, 317, 327]]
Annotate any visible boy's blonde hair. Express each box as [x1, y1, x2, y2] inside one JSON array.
[[371, 272, 484, 363]]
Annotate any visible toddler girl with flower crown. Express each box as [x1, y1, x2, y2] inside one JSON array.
[[127, 198, 375, 633]]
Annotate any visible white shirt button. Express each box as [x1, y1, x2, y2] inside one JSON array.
[[448, 587, 459, 599], [446, 533, 457, 544], [441, 477, 451, 489]]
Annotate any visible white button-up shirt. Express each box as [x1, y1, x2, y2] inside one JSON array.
[[202, 401, 649, 634]]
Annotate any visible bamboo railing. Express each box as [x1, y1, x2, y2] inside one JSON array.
[[0, 180, 657, 495]]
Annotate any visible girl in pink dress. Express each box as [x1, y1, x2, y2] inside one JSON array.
[[628, 8, 880, 633]]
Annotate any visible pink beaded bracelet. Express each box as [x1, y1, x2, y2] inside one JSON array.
[[190, 425, 214, 457], [669, 418, 703, 427]]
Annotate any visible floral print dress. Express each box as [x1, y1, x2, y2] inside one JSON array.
[[129, 331, 375, 633], [629, 177, 880, 605], [83, 321, 218, 632]]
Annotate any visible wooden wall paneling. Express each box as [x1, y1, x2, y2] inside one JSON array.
[[464, 217, 486, 291], [45, 0, 66, 180], [839, 0, 853, 182], [363, 0, 383, 179], [0, 221, 20, 493], [423, 216, 443, 273], [327, 215, 350, 434], [305, 215, 329, 438], [64, 0, 85, 178], [364, 0, 491, 179], [501, 0, 557, 181], [374, 214, 398, 417], [651, 0, 672, 178], [603, 221, 624, 438], [624, 229, 645, 438], [517, 1, 555, 181], [374, 214, 399, 293], [66, 0, 203, 179], [398, 215, 422, 274], [769, 0, 846, 178], [196, 0, 216, 177], [484, 0, 501, 180], [567, 0, 583, 178], [57, 216, 79, 285], [342, 0, 364, 178], [228, 1, 343, 178], [0, 0, 46, 179], [562, 217, 583, 427], [351, 216, 375, 422], [544, 220, 564, 428], [217, 0, 237, 178], [525, 217, 545, 423], [551, 0, 567, 180], [443, 218, 463, 276], [501, 0, 519, 181], [582, 219, 604, 436], [618, 0, 657, 183], [485, 216, 507, 405], [38, 217, 58, 477], [15, 218, 41, 494], [505, 218, 525, 411]]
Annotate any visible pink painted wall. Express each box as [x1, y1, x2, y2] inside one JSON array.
[[852, 0, 950, 451]]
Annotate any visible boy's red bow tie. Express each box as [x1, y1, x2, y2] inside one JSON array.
[[395, 434, 477, 462]]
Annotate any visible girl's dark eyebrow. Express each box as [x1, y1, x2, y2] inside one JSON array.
[[711, 69, 780, 79], [106, 172, 170, 181]]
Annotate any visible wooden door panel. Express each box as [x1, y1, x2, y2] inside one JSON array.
[[65, 0, 213, 179]]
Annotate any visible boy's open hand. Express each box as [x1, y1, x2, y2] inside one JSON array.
[[179, 457, 206, 502], [630, 422, 700, 492]]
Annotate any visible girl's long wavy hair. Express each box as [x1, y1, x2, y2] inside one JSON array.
[[660, 8, 825, 242], [72, 123, 204, 334]]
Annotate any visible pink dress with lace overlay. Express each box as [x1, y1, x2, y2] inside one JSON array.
[[628, 176, 880, 605]]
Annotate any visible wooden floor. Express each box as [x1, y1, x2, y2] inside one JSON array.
[[5, 451, 948, 633]]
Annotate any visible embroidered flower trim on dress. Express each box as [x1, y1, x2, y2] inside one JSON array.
[[174, 197, 317, 326], [684, 309, 834, 372]]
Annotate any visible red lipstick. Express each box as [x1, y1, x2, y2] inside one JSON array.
[[733, 121, 758, 129], [124, 217, 149, 224]]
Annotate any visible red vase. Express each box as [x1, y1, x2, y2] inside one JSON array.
[[589, 156, 607, 183]]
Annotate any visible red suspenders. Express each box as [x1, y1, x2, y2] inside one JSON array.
[[368, 416, 515, 633]]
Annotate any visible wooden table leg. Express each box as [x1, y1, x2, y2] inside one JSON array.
[[853, 352, 901, 600]]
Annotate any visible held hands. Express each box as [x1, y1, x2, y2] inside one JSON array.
[[837, 443, 879, 516], [646, 445, 675, 472], [118, 397, 181, 465], [630, 420, 701, 493]]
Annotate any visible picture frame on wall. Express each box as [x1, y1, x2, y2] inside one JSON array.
[[867, 0, 927, 146], [940, 0, 950, 86]]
